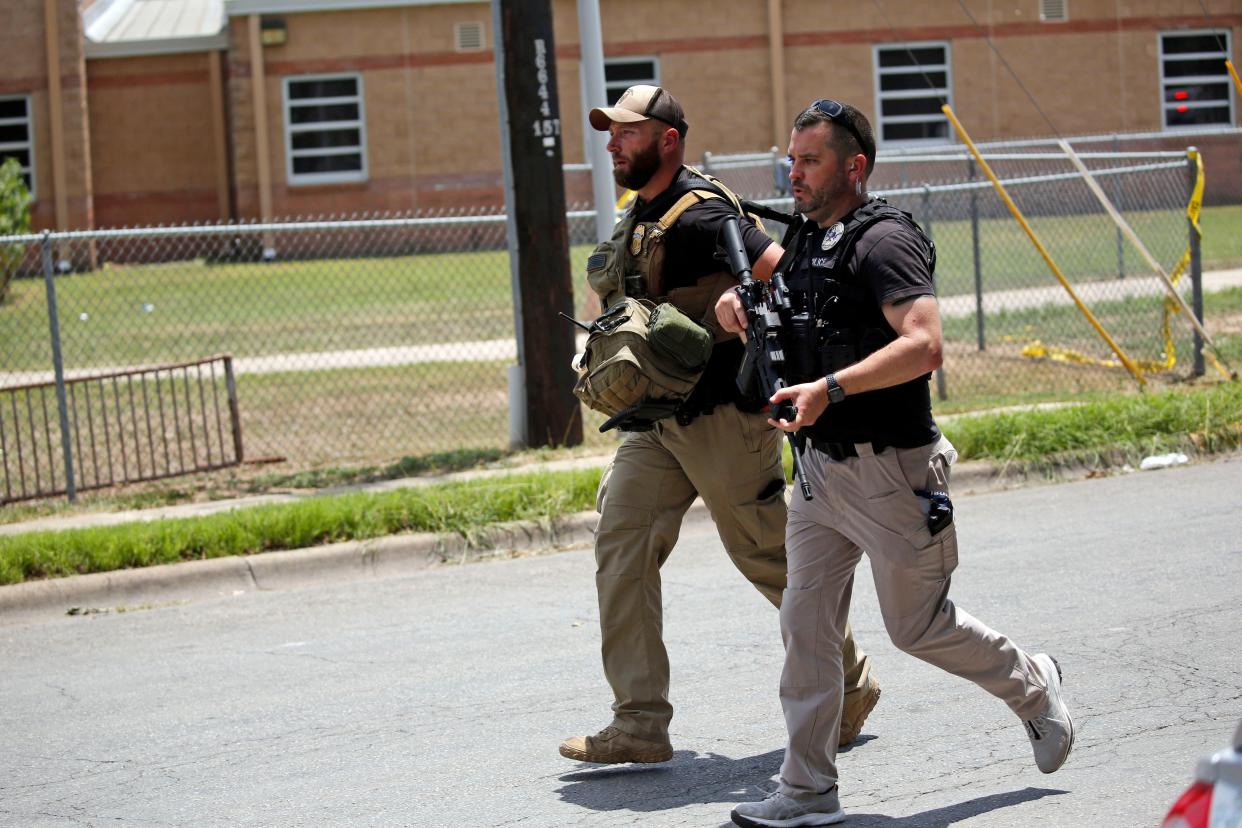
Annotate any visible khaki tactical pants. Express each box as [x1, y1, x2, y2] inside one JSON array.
[[594, 403, 871, 742], [777, 436, 1052, 796]]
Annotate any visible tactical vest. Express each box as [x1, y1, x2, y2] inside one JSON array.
[[782, 197, 936, 384], [572, 167, 757, 430], [782, 197, 940, 447], [586, 165, 753, 334]]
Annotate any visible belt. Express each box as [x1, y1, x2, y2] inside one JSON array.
[[805, 436, 888, 462], [674, 402, 717, 427]]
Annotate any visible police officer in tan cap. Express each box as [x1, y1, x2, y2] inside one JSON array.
[[558, 85, 882, 766]]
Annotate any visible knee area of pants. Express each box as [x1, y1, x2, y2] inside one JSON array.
[[884, 621, 936, 654]]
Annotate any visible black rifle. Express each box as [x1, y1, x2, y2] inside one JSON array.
[[719, 214, 814, 501]]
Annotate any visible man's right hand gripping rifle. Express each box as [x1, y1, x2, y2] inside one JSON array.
[[718, 215, 814, 501]]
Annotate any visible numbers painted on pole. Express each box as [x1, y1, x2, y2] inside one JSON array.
[[532, 38, 559, 156], [532, 119, 561, 137]]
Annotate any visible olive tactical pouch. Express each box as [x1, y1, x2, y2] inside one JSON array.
[[586, 213, 636, 310], [572, 298, 713, 430]]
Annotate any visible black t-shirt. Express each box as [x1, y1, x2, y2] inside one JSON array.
[[632, 168, 774, 407], [791, 213, 940, 447]]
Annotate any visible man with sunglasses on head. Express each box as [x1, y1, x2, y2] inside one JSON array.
[[558, 86, 883, 767], [720, 100, 1073, 827]]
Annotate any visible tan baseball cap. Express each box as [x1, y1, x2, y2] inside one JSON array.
[[589, 85, 688, 137]]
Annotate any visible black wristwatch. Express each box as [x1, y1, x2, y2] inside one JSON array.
[[825, 373, 846, 404]]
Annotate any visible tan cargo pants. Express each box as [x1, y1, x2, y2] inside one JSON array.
[[594, 403, 872, 743], [777, 436, 1052, 796]]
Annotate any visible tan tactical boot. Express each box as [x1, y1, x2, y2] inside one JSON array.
[[559, 726, 673, 764], [839, 674, 882, 747]]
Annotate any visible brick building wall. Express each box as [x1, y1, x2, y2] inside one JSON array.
[[1, 0, 95, 230], [87, 53, 224, 227], [1, 0, 1238, 229]]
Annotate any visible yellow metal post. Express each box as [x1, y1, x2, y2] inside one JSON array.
[[940, 105, 1147, 387], [1227, 60, 1242, 100]]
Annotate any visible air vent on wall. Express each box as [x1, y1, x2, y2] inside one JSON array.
[[455, 21, 484, 52], [1040, 0, 1067, 22]]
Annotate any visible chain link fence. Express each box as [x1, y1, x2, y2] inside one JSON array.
[[1, 131, 1234, 503]]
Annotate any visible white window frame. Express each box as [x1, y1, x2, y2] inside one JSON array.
[[282, 73, 368, 186], [603, 56, 660, 105], [1158, 29, 1235, 131], [872, 41, 953, 147], [0, 94, 35, 199]]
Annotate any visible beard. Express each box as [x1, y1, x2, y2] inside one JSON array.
[[793, 167, 851, 219], [612, 139, 661, 190]]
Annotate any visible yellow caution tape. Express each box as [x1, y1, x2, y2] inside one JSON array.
[[1152, 150, 1229, 378], [1014, 150, 1228, 379]]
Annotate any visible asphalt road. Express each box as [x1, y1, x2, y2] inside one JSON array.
[[1, 456, 1240, 827]]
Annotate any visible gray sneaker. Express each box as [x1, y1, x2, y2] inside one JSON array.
[[731, 788, 845, 827], [1024, 653, 1074, 773]]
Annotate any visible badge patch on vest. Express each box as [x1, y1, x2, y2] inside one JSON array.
[[630, 224, 647, 255], [821, 221, 844, 251]]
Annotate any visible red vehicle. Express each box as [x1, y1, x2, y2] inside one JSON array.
[[1162, 719, 1242, 828]]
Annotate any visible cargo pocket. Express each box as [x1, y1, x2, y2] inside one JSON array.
[[595, 458, 615, 514], [574, 350, 650, 416], [586, 240, 624, 306]]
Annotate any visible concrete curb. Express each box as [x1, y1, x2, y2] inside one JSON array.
[[1, 459, 1015, 627], [0, 508, 607, 627]]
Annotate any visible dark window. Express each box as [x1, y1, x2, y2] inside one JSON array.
[[874, 44, 951, 146], [287, 78, 359, 100], [284, 76, 366, 183], [878, 47, 947, 68], [0, 95, 34, 195], [291, 128, 362, 151], [884, 121, 950, 142], [292, 153, 365, 175], [1160, 31, 1233, 129], [879, 72, 948, 93], [603, 58, 659, 105]]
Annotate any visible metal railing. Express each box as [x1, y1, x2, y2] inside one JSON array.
[[1, 354, 242, 503]]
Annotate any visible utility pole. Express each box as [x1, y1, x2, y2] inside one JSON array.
[[576, 0, 612, 320], [492, 0, 583, 449], [577, 0, 615, 246]]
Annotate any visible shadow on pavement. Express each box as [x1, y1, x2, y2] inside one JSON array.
[[832, 787, 1069, 827], [556, 747, 785, 813], [557, 749, 1065, 826]]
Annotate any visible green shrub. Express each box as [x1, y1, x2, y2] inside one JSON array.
[[0, 156, 34, 301]]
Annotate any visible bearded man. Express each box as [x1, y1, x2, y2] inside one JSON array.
[[558, 86, 882, 766]]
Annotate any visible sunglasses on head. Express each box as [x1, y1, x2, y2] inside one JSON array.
[[810, 98, 867, 156]]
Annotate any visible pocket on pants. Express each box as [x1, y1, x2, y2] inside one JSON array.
[[912, 527, 958, 582], [595, 458, 616, 514]]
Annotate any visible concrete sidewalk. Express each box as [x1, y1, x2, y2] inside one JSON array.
[[0, 449, 1011, 627]]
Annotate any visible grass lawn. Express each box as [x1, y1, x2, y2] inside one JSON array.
[[1, 205, 1237, 372], [2, 380, 1239, 586]]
